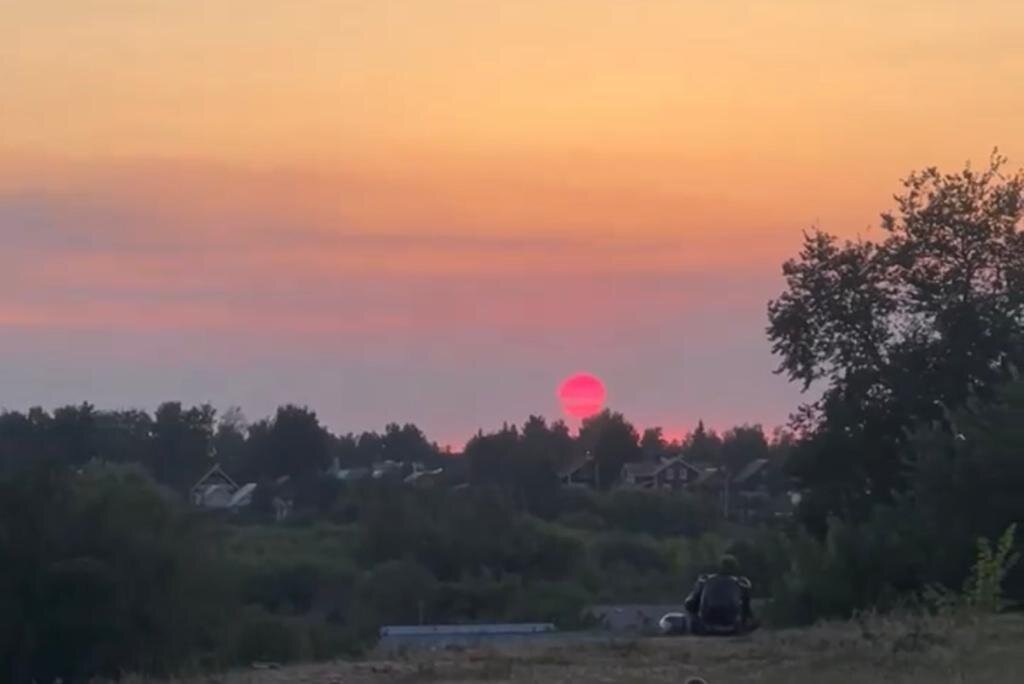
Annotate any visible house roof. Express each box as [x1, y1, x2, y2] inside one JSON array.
[[734, 458, 770, 484], [558, 453, 593, 478], [372, 461, 405, 479], [191, 463, 238, 493], [621, 461, 660, 479], [622, 457, 700, 479], [693, 467, 724, 487], [404, 467, 444, 484], [335, 467, 371, 481], [228, 482, 258, 507]]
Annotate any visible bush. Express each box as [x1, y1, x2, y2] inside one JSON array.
[[355, 559, 439, 630], [229, 609, 305, 665], [593, 533, 672, 573], [0, 462, 234, 682], [505, 581, 594, 628], [597, 490, 717, 537], [557, 510, 605, 531], [964, 524, 1020, 613], [764, 507, 931, 626]]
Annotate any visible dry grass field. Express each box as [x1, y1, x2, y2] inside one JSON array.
[[126, 614, 1024, 684]]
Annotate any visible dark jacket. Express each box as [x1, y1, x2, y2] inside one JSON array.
[[684, 573, 753, 623]]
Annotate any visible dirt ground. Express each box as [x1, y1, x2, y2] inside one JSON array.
[[131, 614, 1024, 684]]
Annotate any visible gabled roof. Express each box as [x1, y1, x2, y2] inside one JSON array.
[[622, 457, 700, 480], [734, 458, 770, 484], [621, 461, 661, 479], [228, 482, 258, 507], [372, 460, 404, 479], [693, 467, 724, 487], [558, 453, 593, 478], [335, 467, 371, 482], [191, 463, 238, 493], [404, 467, 444, 484]]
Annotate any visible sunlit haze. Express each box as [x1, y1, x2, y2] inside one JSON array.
[[3, 1, 1022, 444]]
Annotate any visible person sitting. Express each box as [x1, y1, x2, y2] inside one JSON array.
[[682, 555, 756, 635]]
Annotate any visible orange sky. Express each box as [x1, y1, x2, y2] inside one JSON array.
[[2, 1, 1022, 443]]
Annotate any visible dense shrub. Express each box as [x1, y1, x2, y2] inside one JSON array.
[[596, 490, 718, 537], [229, 609, 305, 665], [505, 581, 594, 628], [593, 533, 673, 573], [763, 507, 933, 626], [0, 462, 232, 683]]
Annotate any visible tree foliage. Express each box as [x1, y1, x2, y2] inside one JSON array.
[[0, 462, 229, 683], [769, 153, 1024, 526], [577, 410, 642, 490]]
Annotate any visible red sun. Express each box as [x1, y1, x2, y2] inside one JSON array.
[[558, 373, 607, 419]]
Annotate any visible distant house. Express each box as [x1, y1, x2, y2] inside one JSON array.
[[372, 460, 406, 480], [404, 463, 445, 486], [731, 458, 793, 521], [733, 458, 771, 493], [334, 467, 372, 482], [331, 459, 444, 486], [619, 457, 701, 491], [190, 464, 256, 510], [692, 466, 725, 492], [558, 454, 597, 488]]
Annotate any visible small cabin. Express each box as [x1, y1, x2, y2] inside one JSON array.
[[190, 464, 256, 510], [558, 455, 597, 488], [619, 457, 702, 491]]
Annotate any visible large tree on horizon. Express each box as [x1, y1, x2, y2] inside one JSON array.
[[768, 152, 1024, 529]]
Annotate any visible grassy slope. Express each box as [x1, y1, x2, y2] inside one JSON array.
[[132, 614, 1024, 683]]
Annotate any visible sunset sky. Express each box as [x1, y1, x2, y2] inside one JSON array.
[[3, 1, 1022, 444]]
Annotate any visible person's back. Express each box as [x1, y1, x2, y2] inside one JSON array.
[[682, 555, 755, 635], [697, 573, 744, 633]]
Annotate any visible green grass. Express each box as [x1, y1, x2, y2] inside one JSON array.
[[122, 614, 1024, 683]]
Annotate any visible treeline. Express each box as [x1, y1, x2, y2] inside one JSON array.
[[0, 403, 442, 493], [0, 401, 790, 516]]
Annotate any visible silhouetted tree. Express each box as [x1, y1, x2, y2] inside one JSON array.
[[768, 153, 1024, 527], [463, 417, 571, 515], [50, 403, 98, 467], [151, 402, 216, 493], [577, 410, 642, 490], [465, 423, 519, 492], [382, 422, 441, 465], [94, 409, 153, 465], [0, 461, 229, 682], [354, 431, 385, 467], [909, 379, 1024, 594], [248, 405, 331, 480], [681, 420, 722, 465], [516, 416, 572, 515], [640, 427, 669, 461], [213, 407, 249, 476], [0, 408, 50, 473], [720, 424, 769, 475], [330, 432, 360, 470]]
